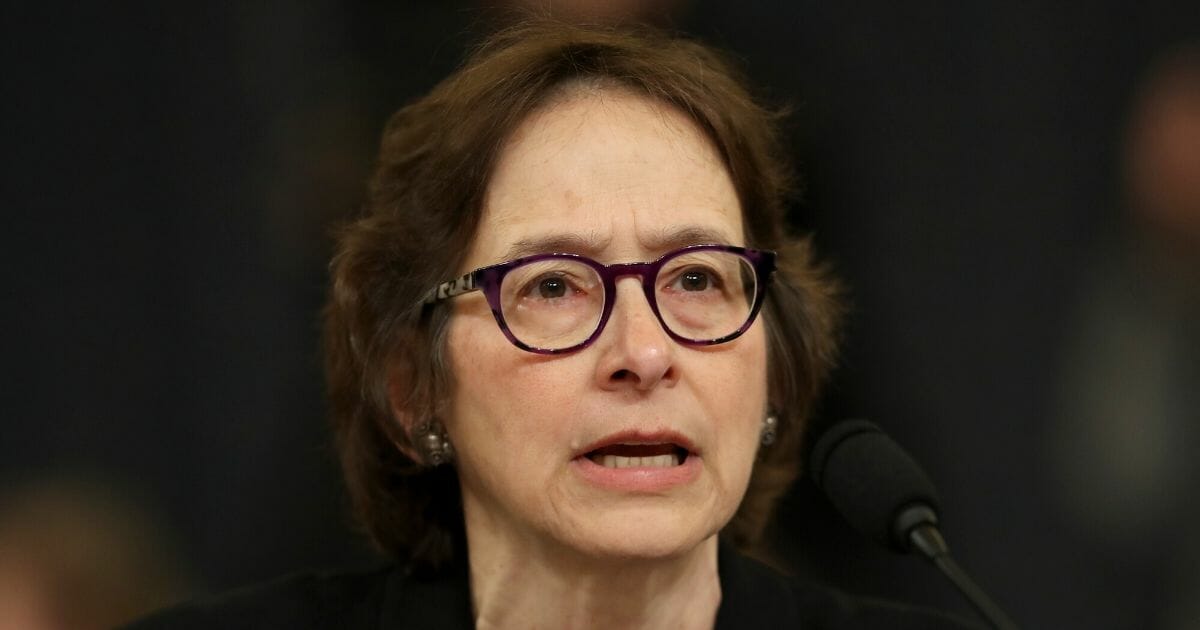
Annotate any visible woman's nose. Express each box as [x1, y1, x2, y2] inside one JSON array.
[[593, 277, 677, 391]]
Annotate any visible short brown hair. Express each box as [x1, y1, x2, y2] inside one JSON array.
[[324, 17, 840, 570]]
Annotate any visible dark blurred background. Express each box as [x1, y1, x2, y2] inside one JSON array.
[[4, 2, 1198, 628]]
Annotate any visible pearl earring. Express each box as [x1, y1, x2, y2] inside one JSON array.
[[761, 414, 778, 446], [417, 421, 454, 465]]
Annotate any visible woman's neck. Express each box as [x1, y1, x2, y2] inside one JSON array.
[[466, 530, 722, 630]]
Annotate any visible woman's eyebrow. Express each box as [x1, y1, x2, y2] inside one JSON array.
[[640, 225, 736, 253], [502, 233, 611, 260]]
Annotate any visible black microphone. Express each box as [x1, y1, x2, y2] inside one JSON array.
[[808, 419, 1018, 630]]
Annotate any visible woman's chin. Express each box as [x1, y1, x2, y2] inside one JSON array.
[[552, 509, 719, 563]]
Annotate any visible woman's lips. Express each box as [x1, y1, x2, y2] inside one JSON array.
[[571, 429, 701, 492]]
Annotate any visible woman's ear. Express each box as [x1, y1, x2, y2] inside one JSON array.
[[386, 367, 426, 464]]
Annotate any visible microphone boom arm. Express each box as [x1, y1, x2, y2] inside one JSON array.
[[905, 516, 1019, 630]]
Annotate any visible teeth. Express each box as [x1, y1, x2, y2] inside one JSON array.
[[598, 453, 680, 468]]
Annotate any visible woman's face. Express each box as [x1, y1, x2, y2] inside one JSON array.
[[443, 88, 768, 560]]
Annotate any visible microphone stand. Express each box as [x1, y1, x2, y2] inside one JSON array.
[[904, 515, 1019, 630]]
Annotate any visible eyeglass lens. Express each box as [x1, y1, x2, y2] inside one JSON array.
[[498, 250, 758, 350]]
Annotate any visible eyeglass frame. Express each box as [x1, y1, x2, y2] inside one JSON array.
[[423, 243, 777, 355]]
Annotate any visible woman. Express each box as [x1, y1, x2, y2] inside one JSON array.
[[130, 18, 971, 629]]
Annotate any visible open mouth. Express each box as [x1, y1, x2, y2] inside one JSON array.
[[573, 432, 700, 490], [585, 443, 690, 469]]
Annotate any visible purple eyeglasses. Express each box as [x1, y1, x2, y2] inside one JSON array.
[[425, 244, 776, 354]]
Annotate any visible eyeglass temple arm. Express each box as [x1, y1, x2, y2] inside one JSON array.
[[424, 271, 479, 304]]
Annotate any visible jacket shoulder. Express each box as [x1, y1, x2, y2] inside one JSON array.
[[794, 583, 986, 630], [122, 566, 394, 630], [717, 544, 983, 629]]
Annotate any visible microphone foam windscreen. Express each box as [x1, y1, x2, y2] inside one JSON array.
[[808, 419, 941, 552]]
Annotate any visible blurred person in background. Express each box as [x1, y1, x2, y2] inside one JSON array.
[[1049, 43, 1200, 630], [0, 477, 192, 630]]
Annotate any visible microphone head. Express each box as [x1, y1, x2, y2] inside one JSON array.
[[808, 419, 941, 552]]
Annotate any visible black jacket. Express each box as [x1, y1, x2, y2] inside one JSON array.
[[126, 545, 979, 629]]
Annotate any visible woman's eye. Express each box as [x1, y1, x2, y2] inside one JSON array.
[[537, 277, 568, 298], [679, 270, 711, 291], [668, 267, 721, 293]]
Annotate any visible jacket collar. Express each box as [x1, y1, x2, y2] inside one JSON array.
[[379, 539, 796, 628]]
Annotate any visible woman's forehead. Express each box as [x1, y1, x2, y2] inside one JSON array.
[[471, 89, 744, 265]]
